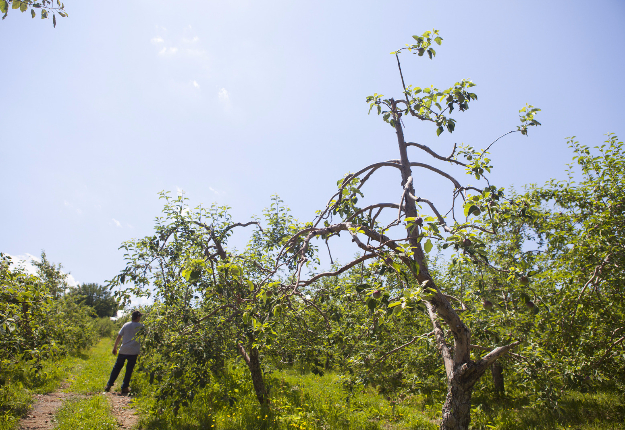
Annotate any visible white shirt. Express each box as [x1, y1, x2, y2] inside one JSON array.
[[118, 321, 144, 355]]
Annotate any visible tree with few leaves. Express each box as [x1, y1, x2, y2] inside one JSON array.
[[1, 0, 67, 27], [274, 30, 542, 429]]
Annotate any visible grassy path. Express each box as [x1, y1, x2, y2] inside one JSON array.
[[17, 338, 139, 430]]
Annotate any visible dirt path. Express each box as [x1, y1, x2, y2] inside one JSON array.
[[18, 339, 141, 429], [18, 383, 81, 430], [18, 390, 139, 429], [105, 392, 140, 429]]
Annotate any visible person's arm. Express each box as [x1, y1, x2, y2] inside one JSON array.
[[112, 334, 122, 355]]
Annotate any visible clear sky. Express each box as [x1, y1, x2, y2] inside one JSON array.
[[2, 0, 624, 286]]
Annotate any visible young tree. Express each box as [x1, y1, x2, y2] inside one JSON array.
[[275, 30, 542, 429], [32, 250, 70, 299], [110, 193, 315, 407]]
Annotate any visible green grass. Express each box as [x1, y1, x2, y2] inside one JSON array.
[[54, 395, 117, 430], [12, 339, 619, 430], [470, 389, 625, 429], [0, 351, 90, 430], [132, 364, 439, 430], [131, 362, 625, 430], [0, 337, 120, 430], [65, 338, 118, 394]]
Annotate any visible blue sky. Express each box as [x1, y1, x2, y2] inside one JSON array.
[[2, 0, 624, 286]]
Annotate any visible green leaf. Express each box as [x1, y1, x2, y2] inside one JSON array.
[[31, 8, 35, 17], [464, 204, 477, 217], [12, 0, 20, 9], [355, 284, 370, 293], [273, 304, 283, 317], [434, 37, 442, 45], [0, 0, 7, 14], [183, 268, 202, 283], [20, 1, 27, 12], [53, 13, 56, 27], [436, 126, 443, 136], [388, 301, 402, 308], [424, 239, 433, 253]]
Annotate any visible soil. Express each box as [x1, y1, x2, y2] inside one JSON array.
[[18, 388, 77, 429], [106, 391, 140, 429], [18, 383, 140, 430]]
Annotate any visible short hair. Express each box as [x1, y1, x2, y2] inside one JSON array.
[[131, 310, 142, 321]]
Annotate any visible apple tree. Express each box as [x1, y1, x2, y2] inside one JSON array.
[[276, 30, 542, 429], [109, 193, 319, 408]]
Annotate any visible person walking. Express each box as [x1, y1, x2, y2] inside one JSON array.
[[104, 310, 144, 394]]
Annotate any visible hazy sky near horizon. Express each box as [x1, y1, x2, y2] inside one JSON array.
[[1, 0, 624, 287]]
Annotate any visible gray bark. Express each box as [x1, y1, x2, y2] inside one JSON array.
[[237, 342, 268, 405], [441, 378, 474, 430], [491, 361, 504, 395]]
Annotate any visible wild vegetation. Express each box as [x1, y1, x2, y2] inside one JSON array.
[[0, 252, 117, 427], [1, 30, 623, 430]]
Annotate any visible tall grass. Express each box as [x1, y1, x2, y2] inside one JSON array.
[[132, 360, 625, 430], [132, 363, 439, 430]]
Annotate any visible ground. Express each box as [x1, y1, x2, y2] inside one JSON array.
[[18, 339, 139, 430]]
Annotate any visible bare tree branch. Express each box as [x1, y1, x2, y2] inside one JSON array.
[[346, 203, 399, 223], [470, 344, 528, 362], [371, 331, 434, 369], [593, 336, 625, 368], [296, 292, 332, 330], [406, 142, 467, 167], [314, 161, 402, 228], [466, 341, 522, 383], [407, 194, 452, 233], [410, 162, 462, 189], [297, 253, 378, 287], [222, 221, 263, 235], [480, 130, 517, 159]]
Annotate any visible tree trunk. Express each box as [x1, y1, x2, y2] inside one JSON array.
[[491, 361, 504, 396], [440, 378, 473, 430], [237, 342, 268, 405]]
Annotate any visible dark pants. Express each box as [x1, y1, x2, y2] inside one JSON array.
[[107, 354, 138, 389]]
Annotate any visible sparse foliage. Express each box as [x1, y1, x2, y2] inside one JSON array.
[[1, 0, 67, 27]]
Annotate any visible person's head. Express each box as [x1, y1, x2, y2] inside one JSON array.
[[131, 310, 142, 322]]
